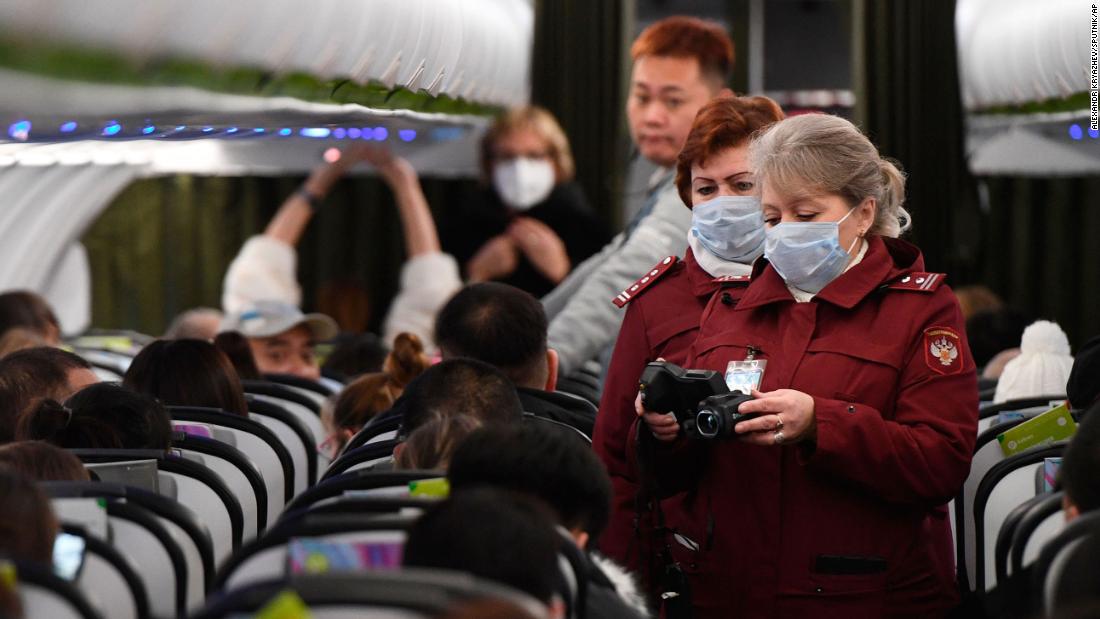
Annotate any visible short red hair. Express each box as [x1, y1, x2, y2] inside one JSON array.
[[631, 16, 735, 85], [675, 95, 785, 207]]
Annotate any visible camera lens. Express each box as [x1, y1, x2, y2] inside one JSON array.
[[696, 410, 721, 438]]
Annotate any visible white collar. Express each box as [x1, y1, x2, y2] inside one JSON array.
[[687, 229, 754, 278], [787, 238, 869, 303]]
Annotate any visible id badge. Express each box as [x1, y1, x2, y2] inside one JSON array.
[[725, 360, 766, 394]]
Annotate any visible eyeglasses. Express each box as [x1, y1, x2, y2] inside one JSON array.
[[317, 434, 342, 460]]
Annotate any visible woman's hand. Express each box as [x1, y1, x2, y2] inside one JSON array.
[[635, 392, 680, 442], [733, 388, 817, 446], [508, 217, 571, 283], [467, 235, 519, 282]]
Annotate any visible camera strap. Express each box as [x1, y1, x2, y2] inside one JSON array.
[[635, 424, 696, 619]]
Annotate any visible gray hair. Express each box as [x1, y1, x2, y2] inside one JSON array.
[[748, 113, 911, 237]]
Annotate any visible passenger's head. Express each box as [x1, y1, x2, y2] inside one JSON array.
[[1060, 401, 1100, 520], [1068, 335, 1100, 410], [435, 283, 554, 391], [213, 331, 262, 381], [397, 358, 523, 442], [321, 332, 389, 381], [0, 467, 59, 565], [481, 106, 574, 210], [18, 383, 173, 452], [403, 488, 565, 616], [163, 307, 224, 340], [675, 95, 785, 263], [992, 320, 1074, 404], [0, 291, 61, 345], [220, 301, 338, 381], [675, 94, 785, 207], [322, 333, 430, 457], [0, 327, 46, 359], [394, 414, 483, 471], [0, 347, 98, 444], [954, 285, 1004, 322], [124, 339, 249, 416], [449, 424, 611, 549], [0, 441, 90, 482], [750, 114, 911, 255], [627, 16, 734, 167]]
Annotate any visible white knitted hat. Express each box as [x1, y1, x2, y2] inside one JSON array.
[[992, 320, 1074, 404]]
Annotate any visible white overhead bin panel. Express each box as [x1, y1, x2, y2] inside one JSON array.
[[956, 0, 1100, 175]]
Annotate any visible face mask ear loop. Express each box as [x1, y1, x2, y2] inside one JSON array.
[[838, 206, 861, 254]]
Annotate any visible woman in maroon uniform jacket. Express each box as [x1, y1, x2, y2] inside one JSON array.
[[594, 95, 784, 582], [639, 113, 978, 618]]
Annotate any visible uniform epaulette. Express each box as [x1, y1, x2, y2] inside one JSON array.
[[612, 256, 679, 308], [885, 272, 946, 292]]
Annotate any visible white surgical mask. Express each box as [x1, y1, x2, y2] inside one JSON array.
[[492, 158, 556, 210], [763, 208, 859, 294], [690, 195, 765, 263]]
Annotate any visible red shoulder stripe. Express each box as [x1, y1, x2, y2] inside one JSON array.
[[612, 256, 679, 308]]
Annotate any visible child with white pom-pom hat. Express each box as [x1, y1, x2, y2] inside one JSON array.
[[992, 320, 1074, 404]]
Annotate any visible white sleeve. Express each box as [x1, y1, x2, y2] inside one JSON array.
[[382, 251, 463, 353], [221, 235, 302, 313], [546, 181, 691, 376]]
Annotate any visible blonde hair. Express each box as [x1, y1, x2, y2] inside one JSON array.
[[480, 105, 575, 182], [748, 114, 911, 237]]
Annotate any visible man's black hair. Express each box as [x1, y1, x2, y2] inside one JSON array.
[[1067, 335, 1100, 410], [448, 423, 611, 540], [434, 283, 548, 387], [403, 487, 562, 605], [399, 358, 523, 438], [1061, 400, 1100, 512]]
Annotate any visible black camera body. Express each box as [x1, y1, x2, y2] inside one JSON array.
[[638, 361, 756, 439], [695, 391, 757, 439]]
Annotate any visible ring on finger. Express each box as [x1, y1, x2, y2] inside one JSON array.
[[775, 415, 784, 431], [774, 430, 786, 445]]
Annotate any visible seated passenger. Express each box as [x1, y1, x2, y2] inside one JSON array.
[[396, 358, 523, 436], [393, 414, 482, 470], [0, 441, 90, 481], [361, 358, 523, 465], [163, 307, 223, 340], [1067, 334, 1100, 410], [449, 424, 647, 617], [987, 399, 1100, 619], [0, 467, 59, 566], [18, 383, 172, 452], [0, 347, 98, 443], [0, 290, 61, 346], [438, 106, 610, 297], [0, 327, 45, 358], [434, 282, 595, 436], [321, 331, 390, 381], [320, 333, 429, 459], [993, 320, 1074, 403], [403, 487, 566, 618], [123, 339, 249, 415], [219, 300, 337, 381], [213, 331, 262, 381]]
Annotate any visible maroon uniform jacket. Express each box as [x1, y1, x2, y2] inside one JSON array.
[[595, 249, 751, 580], [639, 236, 978, 619]]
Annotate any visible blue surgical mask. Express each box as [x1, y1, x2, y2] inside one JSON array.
[[690, 195, 765, 263], [764, 208, 859, 293]]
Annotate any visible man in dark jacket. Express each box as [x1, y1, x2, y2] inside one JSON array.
[[434, 282, 596, 438]]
